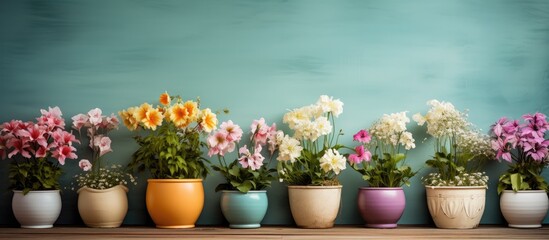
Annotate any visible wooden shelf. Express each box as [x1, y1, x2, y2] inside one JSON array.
[[1, 225, 548, 239]]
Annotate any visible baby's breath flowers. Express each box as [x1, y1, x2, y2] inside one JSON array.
[[73, 165, 137, 190], [415, 100, 492, 187]]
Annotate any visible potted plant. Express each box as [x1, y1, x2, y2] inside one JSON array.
[[71, 108, 137, 228], [119, 91, 219, 228], [0, 106, 79, 228], [347, 111, 416, 228], [489, 112, 549, 228], [208, 118, 280, 229], [413, 99, 493, 229], [277, 95, 346, 229]]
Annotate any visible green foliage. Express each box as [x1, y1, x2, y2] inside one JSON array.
[[8, 158, 61, 195], [212, 160, 276, 193], [128, 124, 209, 179], [422, 149, 489, 187], [278, 144, 344, 186], [497, 158, 549, 194], [352, 153, 416, 187]]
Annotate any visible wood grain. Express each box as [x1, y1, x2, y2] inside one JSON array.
[[0, 225, 547, 239]]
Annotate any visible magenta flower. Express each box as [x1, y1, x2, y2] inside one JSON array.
[[353, 130, 371, 143], [524, 140, 549, 161], [491, 138, 512, 162], [522, 112, 549, 139], [348, 145, 372, 164]]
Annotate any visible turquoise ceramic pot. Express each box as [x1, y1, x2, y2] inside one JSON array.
[[220, 190, 268, 229]]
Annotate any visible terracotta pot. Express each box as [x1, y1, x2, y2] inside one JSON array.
[[288, 185, 342, 229], [500, 190, 549, 228], [220, 190, 268, 229], [357, 187, 406, 228], [425, 186, 486, 229], [12, 190, 62, 228], [146, 179, 204, 228], [77, 185, 129, 228]]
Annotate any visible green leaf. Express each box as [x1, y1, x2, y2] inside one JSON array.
[[510, 173, 522, 192]]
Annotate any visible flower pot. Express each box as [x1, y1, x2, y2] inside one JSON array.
[[288, 185, 342, 229], [146, 179, 204, 228], [425, 186, 486, 229], [500, 190, 549, 228], [12, 190, 62, 228], [77, 185, 129, 228], [357, 187, 406, 228], [220, 190, 268, 229]]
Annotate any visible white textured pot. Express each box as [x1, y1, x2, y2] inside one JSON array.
[[500, 190, 549, 228], [425, 186, 486, 229], [288, 185, 342, 229], [12, 190, 62, 228], [77, 185, 129, 228]]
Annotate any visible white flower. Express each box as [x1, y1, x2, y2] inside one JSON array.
[[277, 135, 303, 163], [314, 116, 332, 137], [319, 149, 346, 175], [399, 131, 415, 150], [317, 95, 343, 117]]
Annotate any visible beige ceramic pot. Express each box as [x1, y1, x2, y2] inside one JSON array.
[[77, 185, 129, 228], [425, 186, 486, 229], [288, 185, 342, 229]]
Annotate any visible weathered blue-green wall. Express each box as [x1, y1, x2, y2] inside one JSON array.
[[1, 0, 548, 226]]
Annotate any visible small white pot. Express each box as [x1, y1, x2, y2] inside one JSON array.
[[12, 190, 62, 228], [500, 190, 549, 228]]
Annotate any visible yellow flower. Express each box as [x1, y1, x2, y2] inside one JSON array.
[[135, 103, 153, 122], [183, 100, 199, 121], [200, 108, 217, 133], [159, 92, 170, 106], [142, 108, 164, 130], [118, 107, 139, 131], [169, 103, 191, 128]]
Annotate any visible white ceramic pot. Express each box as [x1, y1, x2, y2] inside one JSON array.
[[77, 185, 129, 228], [12, 190, 62, 228], [425, 186, 486, 229], [288, 185, 342, 229], [500, 190, 549, 228]]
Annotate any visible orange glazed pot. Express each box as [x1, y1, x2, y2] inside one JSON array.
[[146, 179, 204, 228]]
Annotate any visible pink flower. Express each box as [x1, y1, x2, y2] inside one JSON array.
[[522, 112, 549, 139], [238, 146, 251, 168], [52, 129, 79, 146], [79, 159, 92, 171], [51, 145, 77, 165], [207, 131, 230, 156], [35, 147, 47, 158], [249, 145, 265, 170], [38, 106, 65, 130], [16, 124, 47, 148], [220, 120, 243, 142], [348, 145, 372, 164], [491, 138, 512, 162], [106, 114, 120, 130], [250, 118, 271, 145], [7, 138, 31, 159], [71, 114, 89, 131], [524, 140, 549, 161], [87, 108, 103, 126], [94, 136, 112, 157], [353, 130, 371, 143], [1, 120, 24, 134]]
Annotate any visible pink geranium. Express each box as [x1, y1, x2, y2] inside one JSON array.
[[353, 129, 371, 143], [348, 145, 372, 164]]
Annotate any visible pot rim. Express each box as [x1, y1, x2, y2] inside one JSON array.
[[288, 185, 342, 189], [501, 189, 548, 194], [221, 190, 267, 193], [359, 187, 403, 190], [424, 185, 488, 190], [12, 189, 60, 193], [147, 178, 203, 183], [77, 184, 129, 194]]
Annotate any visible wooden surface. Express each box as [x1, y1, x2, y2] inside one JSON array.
[[0, 225, 548, 239]]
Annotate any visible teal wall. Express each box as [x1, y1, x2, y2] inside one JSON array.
[[1, 0, 548, 226]]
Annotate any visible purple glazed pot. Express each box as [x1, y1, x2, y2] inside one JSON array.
[[357, 187, 406, 228]]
